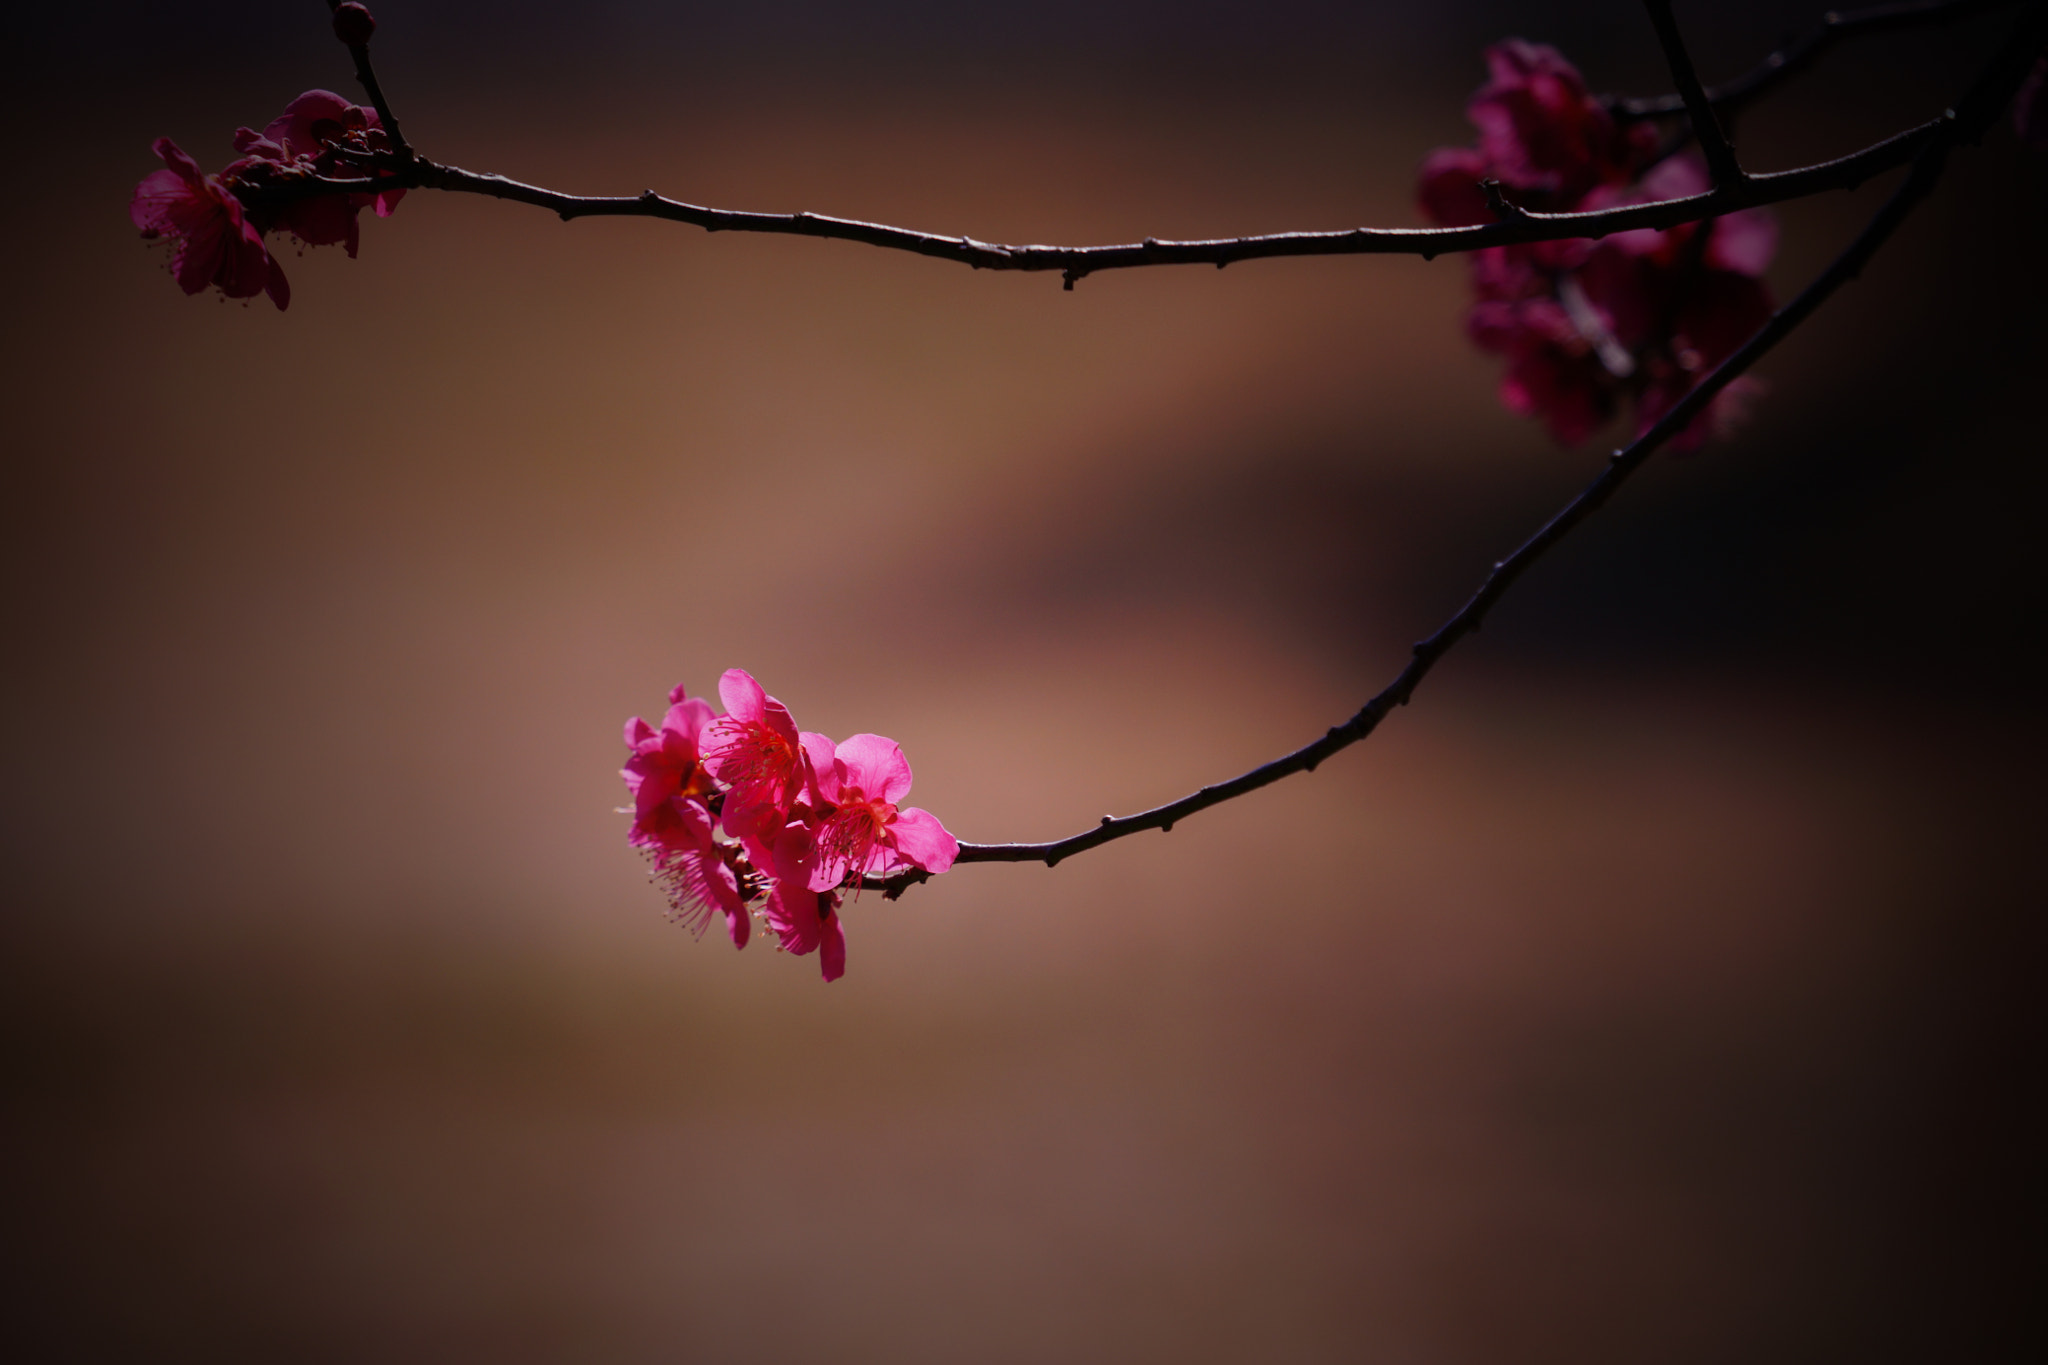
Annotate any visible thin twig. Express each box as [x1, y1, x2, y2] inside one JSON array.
[[243, 114, 1943, 286], [323, 0, 412, 159], [1614, 0, 2024, 120], [1642, 1, 1746, 186], [859, 0, 2048, 898]]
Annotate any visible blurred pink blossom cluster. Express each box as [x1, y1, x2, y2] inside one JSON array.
[[1417, 40, 1777, 448], [622, 670, 959, 982], [129, 90, 404, 310]]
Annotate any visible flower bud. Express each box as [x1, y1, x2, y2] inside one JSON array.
[[332, 3, 376, 45]]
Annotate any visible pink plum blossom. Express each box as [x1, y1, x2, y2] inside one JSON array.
[[1416, 43, 1777, 448], [1584, 155, 1777, 278], [1464, 40, 1655, 207], [803, 733, 960, 892], [129, 138, 289, 309], [133, 90, 406, 306], [752, 823, 847, 983], [1467, 296, 1616, 445], [701, 669, 833, 839], [233, 90, 405, 257], [622, 685, 748, 946], [622, 685, 719, 832], [619, 670, 961, 981]]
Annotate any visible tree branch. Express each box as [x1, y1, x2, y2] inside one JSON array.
[[859, 0, 2048, 898], [1614, 0, 2025, 121], [244, 114, 1944, 287], [236, 3, 2030, 288], [1642, 0, 1745, 186]]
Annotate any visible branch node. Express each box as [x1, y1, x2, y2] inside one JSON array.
[[1099, 814, 1114, 827], [1480, 179, 1526, 221], [1161, 822, 1173, 834]]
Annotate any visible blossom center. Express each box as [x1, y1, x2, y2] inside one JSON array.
[[708, 718, 796, 794], [816, 789, 898, 882]]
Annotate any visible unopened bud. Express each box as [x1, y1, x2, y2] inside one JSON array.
[[332, 3, 377, 45]]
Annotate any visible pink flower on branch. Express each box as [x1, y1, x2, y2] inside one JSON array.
[[233, 90, 406, 257], [622, 686, 748, 947], [129, 139, 290, 309], [804, 734, 959, 892], [701, 669, 833, 840], [1465, 39, 1656, 207], [753, 824, 847, 983], [620, 671, 957, 981], [132, 90, 405, 305], [621, 686, 719, 833], [1417, 42, 1777, 449]]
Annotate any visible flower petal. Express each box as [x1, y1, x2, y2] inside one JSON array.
[[263, 89, 368, 159], [886, 807, 958, 874], [662, 696, 717, 749], [1704, 207, 1777, 278], [799, 730, 837, 806], [717, 668, 766, 722], [262, 243, 292, 310], [834, 733, 912, 803], [150, 137, 203, 184], [818, 910, 846, 983]]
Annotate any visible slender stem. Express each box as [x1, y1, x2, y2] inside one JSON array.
[[244, 114, 1943, 286], [1642, 1, 1745, 186], [863, 0, 2048, 899], [1614, 0, 2024, 121], [323, 0, 412, 159]]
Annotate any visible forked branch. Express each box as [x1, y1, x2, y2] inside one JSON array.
[[1614, 0, 2026, 120], [863, 0, 2048, 897], [242, 2, 2027, 287]]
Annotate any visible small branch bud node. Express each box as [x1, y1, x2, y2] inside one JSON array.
[[333, 3, 376, 47]]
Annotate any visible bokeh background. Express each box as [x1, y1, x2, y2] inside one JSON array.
[[6, 3, 2044, 1360]]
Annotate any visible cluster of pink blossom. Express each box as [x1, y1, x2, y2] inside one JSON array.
[[1417, 40, 1779, 449], [622, 670, 959, 982], [129, 89, 404, 311]]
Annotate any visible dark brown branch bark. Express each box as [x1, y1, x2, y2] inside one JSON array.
[[249, 115, 1942, 288], [861, 0, 2048, 899], [1614, 0, 2024, 121], [1642, 1, 1746, 186]]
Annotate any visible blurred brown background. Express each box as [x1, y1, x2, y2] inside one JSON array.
[[4, 3, 2044, 1361]]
